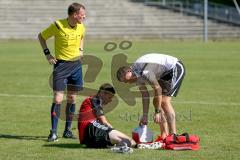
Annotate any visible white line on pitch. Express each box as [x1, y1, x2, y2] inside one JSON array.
[[0, 93, 239, 106], [172, 100, 240, 106], [0, 93, 52, 99]]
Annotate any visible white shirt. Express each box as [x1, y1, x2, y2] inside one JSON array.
[[131, 53, 178, 85]]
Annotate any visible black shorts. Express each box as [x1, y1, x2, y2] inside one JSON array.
[[82, 121, 114, 148], [53, 60, 83, 91], [158, 61, 185, 97]]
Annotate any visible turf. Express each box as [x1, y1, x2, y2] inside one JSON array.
[[0, 39, 240, 160]]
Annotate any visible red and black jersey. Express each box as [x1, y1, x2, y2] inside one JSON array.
[[78, 96, 104, 143]]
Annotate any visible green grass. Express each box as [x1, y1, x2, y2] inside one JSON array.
[[0, 39, 240, 160]]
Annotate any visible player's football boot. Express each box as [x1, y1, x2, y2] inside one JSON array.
[[47, 130, 58, 142], [137, 142, 164, 149], [154, 135, 165, 143], [62, 130, 76, 139], [111, 142, 133, 154]]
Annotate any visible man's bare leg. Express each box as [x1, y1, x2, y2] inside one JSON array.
[[161, 96, 176, 134], [109, 130, 136, 147]]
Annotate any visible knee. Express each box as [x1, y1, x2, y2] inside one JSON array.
[[161, 100, 171, 108], [54, 96, 63, 104], [67, 94, 76, 103], [161, 100, 175, 119], [54, 92, 64, 104]]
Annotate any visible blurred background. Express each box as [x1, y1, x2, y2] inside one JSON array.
[[0, 0, 240, 40]]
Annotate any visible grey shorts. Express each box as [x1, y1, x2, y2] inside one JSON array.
[[158, 61, 185, 97]]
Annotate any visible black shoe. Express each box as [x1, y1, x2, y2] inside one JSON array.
[[63, 130, 76, 139], [48, 130, 58, 142]]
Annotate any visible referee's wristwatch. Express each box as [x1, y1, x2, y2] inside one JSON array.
[[155, 108, 161, 114]]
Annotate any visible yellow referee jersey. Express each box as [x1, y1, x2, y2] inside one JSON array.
[[41, 18, 85, 61]]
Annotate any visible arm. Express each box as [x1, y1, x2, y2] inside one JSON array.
[[38, 33, 57, 65], [79, 35, 84, 61], [138, 84, 150, 125], [151, 82, 163, 124], [91, 97, 113, 128], [152, 83, 162, 112], [80, 37, 84, 51], [144, 71, 163, 116], [144, 70, 163, 123], [38, 33, 48, 50], [97, 115, 113, 128]]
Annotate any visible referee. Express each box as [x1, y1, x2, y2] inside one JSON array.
[[38, 3, 86, 142]]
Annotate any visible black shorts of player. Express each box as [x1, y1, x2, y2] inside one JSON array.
[[82, 121, 114, 148], [52, 60, 83, 91], [158, 61, 185, 97]]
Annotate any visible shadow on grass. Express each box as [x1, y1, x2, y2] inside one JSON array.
[[43, 143, 86, 149], [0, 134, 46, 141]]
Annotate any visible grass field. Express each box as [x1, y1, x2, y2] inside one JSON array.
[[0, 39, 240, 160]]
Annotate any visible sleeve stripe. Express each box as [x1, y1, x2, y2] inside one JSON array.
[[54, 22, 60, 30]]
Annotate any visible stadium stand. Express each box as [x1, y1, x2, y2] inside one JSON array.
[[0, 0, 240, 39]]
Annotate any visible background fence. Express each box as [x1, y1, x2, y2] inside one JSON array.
[[0, 0, 240, 40], [145, 0, 240, 25]]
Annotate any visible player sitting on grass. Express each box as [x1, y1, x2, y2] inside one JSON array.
[[78, 83, 136, 153]]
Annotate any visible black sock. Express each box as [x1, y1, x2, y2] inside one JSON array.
[[51, 103, 61, 133], [65, 103, 75, 131]]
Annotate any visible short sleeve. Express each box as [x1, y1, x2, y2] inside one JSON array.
[[41, 23, 58, 40], [141, 70, 159, 86], [81, 25, 86, 39], [83, 26, 85, 37]]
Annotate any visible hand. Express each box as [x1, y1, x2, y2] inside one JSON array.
[[153, 113, 161, 124], [139, 114, 148, 125], [45, 54, 57, 65], [79, 52, 84, 62]]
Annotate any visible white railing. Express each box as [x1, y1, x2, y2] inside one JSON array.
[[145, 0, 240, 25]]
